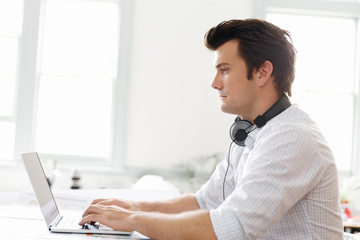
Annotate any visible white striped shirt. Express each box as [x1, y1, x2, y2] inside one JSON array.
[[195, 105, 344, 239]]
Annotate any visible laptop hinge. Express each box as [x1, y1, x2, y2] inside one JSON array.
[[50, 215, 63, 230]]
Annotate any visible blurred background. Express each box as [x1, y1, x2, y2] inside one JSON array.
[[0, 0, 360, 214]]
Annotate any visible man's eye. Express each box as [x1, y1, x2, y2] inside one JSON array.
[[221, 68, 227, 74]]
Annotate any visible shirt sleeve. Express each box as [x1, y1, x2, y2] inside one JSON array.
[[195, 145, 244, 209], [209, 123, 330, 240], [195, 158, 227, 210]]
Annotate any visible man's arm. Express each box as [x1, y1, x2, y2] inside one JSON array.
[[137, 193, 201, 213], [87, 193, 200, 213], [79, 199, 217, 240], [131, 209, 217, 240]]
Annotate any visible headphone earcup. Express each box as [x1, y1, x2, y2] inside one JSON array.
[[229, 119, 253, 146]]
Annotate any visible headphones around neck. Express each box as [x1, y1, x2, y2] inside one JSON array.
[[229, 94, 291, 147]]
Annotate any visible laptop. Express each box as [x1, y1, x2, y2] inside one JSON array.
[[21, 152, 132, 235]]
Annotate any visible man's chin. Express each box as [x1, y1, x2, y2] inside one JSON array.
[[221, 105, 238, 115]]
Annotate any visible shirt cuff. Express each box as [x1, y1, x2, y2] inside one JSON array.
[[194, 191, 207, 209], [210, 207, 246, 240]]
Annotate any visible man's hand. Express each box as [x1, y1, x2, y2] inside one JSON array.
[[79, 203, 135, 232], [78, 196, 217, 240]]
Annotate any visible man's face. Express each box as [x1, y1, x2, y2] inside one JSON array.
[[212, 40, 256, 119]]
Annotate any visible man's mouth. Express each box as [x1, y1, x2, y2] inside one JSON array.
[[218, 91, 227, 98]]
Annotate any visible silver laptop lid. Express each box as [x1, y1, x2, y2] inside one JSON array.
[[22, 152, 60, 228]]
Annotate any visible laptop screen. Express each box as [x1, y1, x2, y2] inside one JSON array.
[[22, 152, 60, 227]]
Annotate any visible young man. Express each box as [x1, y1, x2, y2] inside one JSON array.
[[79, 19, 344, 239]]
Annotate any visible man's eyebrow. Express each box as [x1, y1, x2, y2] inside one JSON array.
[[215, 63, 231, 68]]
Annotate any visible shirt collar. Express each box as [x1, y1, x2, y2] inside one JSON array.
[[244, 127, 260, 151]]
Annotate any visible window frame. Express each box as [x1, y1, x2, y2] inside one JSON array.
[[254, 0, 360, 175], [10, 0, 134, 168]]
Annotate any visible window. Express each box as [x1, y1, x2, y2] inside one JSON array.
[[1, 0, 132, 165], [0, 0, 23, 160], [255, 0, 360, 172], [36, 0, 119, 158]]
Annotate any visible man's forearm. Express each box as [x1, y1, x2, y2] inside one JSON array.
[[130, 209, 217, 240], [139, 194, 200, 213], [79, 194, 215, 239]]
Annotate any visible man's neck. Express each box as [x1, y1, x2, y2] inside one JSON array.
[[244, 92, 282, 124]]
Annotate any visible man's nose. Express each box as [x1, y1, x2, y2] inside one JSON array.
[[211, 74, 222, 90]]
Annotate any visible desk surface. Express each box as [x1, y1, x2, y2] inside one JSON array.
[[344, 220, 360, 229], [0, 189, 179, 240]]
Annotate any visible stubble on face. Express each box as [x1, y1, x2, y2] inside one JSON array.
[[212, 40, 256, 119]]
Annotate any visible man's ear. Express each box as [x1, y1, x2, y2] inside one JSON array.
[[257, 60, 274, 86]]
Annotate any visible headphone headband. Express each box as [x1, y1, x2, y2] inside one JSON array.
[[254, 94, 291, 128]]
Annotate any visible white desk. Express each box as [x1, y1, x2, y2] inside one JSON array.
[[0, 189, 179, 240]]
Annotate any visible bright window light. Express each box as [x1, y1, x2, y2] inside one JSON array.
[[266, 13, 356, 171], [0, 122, 15, 159], [35, 0, 120, 158], [0, 0, 22, 159], [0, 0, 23, 36], [40, 0, 119, 78], [35, 76, 113, 157], [0, 74, 16, 116], [0, 38, 18, 74], [0, 38, 18, 116]]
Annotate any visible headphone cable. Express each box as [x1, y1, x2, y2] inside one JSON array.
[[223, 140, 235, 201]]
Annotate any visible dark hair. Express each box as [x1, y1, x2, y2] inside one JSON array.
[[205, 19, 296, 96]]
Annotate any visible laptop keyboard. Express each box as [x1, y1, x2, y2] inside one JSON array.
[[56, 215, 81, 229], [55, 215, 100, 230]]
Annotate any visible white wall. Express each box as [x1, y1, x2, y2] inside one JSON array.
[[125, 0, 254, 169]]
